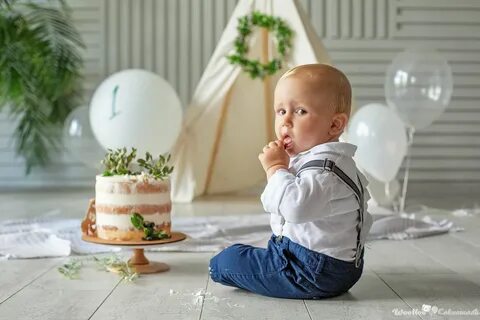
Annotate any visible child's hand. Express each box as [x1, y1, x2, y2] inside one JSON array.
[[258, 140, 289, 179]]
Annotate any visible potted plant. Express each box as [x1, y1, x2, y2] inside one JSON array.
[[0, 0, 85, 173]]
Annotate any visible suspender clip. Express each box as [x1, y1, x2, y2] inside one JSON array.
[[323, 159, 335, 171], [354, 242, 363, 268]]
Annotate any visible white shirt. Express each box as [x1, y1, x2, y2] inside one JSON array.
[[260, 142, 373, 262]]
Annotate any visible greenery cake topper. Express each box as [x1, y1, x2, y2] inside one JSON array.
[[227, 11, 293, 79], [101, 147, 174, 180]]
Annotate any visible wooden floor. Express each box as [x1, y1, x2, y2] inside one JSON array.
[[1, 190, 479, 320]]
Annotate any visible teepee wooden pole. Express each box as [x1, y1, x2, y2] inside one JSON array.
[[261, 28, 275, 143], [204, 86, 234, 194]]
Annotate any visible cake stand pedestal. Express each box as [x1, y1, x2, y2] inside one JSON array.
[[82, 232, 187, 274]]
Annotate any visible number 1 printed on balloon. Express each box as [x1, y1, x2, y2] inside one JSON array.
[[110, 85, 120, 120]]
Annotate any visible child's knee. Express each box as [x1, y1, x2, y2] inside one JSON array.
[[208, 254, 218, 279], [211, 245, 242, 264], [209, 254, 232, 285], [209, 251, 227, 282], [209, 246, 243, 282]]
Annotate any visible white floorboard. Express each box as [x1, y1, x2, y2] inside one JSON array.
[[365, 240, 455, 275], [378, 273, 480, 320], [0, 256, 121, 320], [203, 279, 312, 320], [90, 252, 213, 320], [410, 234, 480, 288], [0, 258, 61, 304], [305, 272, 421, 320]]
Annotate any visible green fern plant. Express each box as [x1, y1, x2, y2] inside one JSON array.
[[0, 0, 85, 173]]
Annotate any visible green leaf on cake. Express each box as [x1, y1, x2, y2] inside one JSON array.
[[130, 212, 171, 241], [100, 148, 173, 180], [101, 147, 137, 176], [137, 152, 174, 180], [130, 212, 144, 229]]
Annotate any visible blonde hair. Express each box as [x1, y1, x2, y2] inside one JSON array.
[[280, 64, 352, 116]]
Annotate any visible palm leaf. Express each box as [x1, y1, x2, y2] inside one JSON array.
[[0, 0, 84, 173]]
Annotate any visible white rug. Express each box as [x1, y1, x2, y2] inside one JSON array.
[[0, 206, 466, 259]]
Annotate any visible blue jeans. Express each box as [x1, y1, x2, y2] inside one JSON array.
[[209, 235, 364, 299]]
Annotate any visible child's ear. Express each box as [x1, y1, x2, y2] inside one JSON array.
[[329, 113, 349, 136]]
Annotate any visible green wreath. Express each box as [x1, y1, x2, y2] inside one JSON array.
[[227, 11, 293, 79]]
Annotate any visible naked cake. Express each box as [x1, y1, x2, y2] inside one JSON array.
[[95, 174, 172, 241], [82, 148, 173, 241]]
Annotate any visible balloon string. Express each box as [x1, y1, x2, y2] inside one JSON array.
[[399, 126, 415, 214], [385, 182, 393, 235], [384, 181, 391, 199]]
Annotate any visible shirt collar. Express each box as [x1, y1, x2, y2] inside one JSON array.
[[289, 142, 357, 167]]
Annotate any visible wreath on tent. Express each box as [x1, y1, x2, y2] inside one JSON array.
[[227, 11, 293, 79]]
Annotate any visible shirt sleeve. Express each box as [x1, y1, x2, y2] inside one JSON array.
[[260, 168, 334, 224]]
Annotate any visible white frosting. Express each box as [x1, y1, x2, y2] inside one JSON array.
[[95, 174, 170, 206], [95, 192, 170, 205], [96, 212, 170, 230], [95, 174, 172, 232], [96, 174, 170, 185]]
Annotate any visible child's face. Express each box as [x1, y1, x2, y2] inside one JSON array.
[[274, 76, 337, 157]]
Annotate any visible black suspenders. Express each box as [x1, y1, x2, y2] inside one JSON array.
[[296, 159, 365, 268]]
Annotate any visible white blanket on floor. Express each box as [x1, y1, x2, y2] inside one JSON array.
[[0, 206, 465, 259]]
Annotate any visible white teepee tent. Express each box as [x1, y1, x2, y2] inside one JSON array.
[[171, 0, 331, 202]]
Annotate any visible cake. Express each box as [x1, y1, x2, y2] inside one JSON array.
[[94, 173, 172, 241]]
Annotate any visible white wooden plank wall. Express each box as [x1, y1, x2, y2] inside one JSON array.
[[1, 0, 479, 193]]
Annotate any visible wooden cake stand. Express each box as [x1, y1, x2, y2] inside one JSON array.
[[82, 232, 187, 274]]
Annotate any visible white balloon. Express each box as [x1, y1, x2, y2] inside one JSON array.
[[363, 171, 401, 207], [348, 103, 407, 183], [90, 69, 183, 156], [64, 106, 105, 169], [385, 47, 453, 130]]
